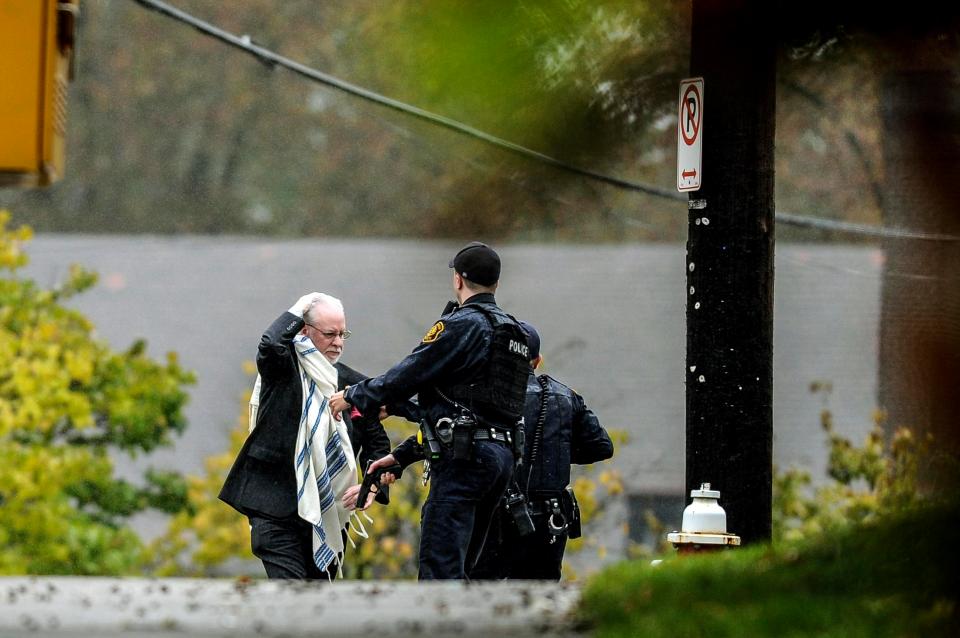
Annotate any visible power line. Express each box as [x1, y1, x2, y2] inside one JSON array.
[[775, 212, 960, 242], [128, 0, 959, 243], [127, 0, 674, 199]]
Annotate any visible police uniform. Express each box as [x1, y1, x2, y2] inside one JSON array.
[[343, 244, 530, 580], [470, 323, 614, 581]]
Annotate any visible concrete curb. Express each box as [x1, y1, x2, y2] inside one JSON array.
[[0, 577, 584, 637]]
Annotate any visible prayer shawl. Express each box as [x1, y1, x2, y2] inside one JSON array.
[[248, 335, 357, 573]]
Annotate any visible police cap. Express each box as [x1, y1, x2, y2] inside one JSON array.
[[448, 241, 501, 286], [518, 320, 540, 360]]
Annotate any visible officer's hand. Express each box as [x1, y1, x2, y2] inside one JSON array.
[[329, 390, 349, 420], [378, 406, 389, 421], [341, 484, 377, 511], [368, 454, 399, 487], [288, 292, 322, 317]]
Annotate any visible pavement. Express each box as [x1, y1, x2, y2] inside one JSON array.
[[0, 577, 583, 638]]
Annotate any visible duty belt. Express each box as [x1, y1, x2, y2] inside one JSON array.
[[517, 495, 570, 538], [526, 496, 564, 516], [472, 427, 513, 445]]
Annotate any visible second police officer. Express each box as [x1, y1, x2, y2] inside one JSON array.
[[329, 242, 530, 580], [470, 320, 614, 581]]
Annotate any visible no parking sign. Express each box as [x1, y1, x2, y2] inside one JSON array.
[[677, 77, 703, 192]]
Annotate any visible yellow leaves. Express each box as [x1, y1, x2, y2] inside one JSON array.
[[397, 540, 414, 560], [14, 396, 43, 430], [0, 210, 32, 272], [148, 412, 256, 576], [1, 308, 103, 435], [0, 215, 193, 575], [599, 469, 624, 495], [9, 358, 39, 396], [0, 400, 14, 437], [0, 443, 113, 575], [35, 322, 59, 342], [606, 427, 630, 447], [64, 349, 94, 384], [379, 535, 398, 554], [774, 414, 929, 545], [203, 449, 235, 475]]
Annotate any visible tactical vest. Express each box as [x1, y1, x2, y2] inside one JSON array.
[[445, 305, 530, 426]]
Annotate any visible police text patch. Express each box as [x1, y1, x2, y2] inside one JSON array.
[[508, 339, 529, 358], [422, 321, 445, 343]]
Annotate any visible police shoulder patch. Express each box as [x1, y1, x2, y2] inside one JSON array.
[[422, 321, 445, 343]]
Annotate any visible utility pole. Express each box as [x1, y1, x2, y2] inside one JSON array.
[[684, 0, 777, 545]]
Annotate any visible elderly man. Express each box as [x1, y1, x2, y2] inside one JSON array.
[[219, 292, 390, 579]]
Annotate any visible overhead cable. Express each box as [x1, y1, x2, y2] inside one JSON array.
[[129, 0, 959, 242], [774, 212, 959, 242]]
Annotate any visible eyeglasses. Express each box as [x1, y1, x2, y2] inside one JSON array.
[[304, 321, 351, 340]]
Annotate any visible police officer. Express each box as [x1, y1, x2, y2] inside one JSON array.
[[470, 321, 614, 581], [329, 242, 530, 580]]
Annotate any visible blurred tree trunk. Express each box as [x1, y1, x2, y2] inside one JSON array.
[[878, 62, 960, 463]]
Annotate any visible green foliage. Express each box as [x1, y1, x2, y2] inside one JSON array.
[[0, 1, 906, 242], [359, 0, 683, 145], [580, 385, 959, 637], [0, 1, 694, 241], [0, 212, 195, 575], [772, 383, 945, 544], [351, 0, 688, 239], [149, 363, 256, 576], [343, 417, 424, 580], [580, 501, 959, 638]]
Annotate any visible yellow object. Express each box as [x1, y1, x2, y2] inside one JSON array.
[[422, 321, 445, 343], [0, 0, 79, 187]]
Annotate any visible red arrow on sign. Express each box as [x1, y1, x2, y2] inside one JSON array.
[[682, 169, 698, 179]]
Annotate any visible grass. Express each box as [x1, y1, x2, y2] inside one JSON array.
[[579, 501, 959, 638]]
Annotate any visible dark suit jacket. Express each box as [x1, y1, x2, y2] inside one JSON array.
[[218, 311, 391, 519]]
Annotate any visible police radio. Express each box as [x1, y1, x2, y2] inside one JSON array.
[[451, 411, 476, 460], [504, 489, 536, 537], [419, 420, 443, 462]]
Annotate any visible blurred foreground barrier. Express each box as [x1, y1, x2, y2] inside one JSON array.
[[0, 577, 581, 637]]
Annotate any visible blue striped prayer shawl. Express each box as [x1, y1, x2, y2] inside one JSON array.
[[291, 336, 356, 573]]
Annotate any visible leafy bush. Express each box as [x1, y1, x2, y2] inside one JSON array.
[[581, 500, 959, 638], [773, 382, 952, 544], [0, 212, 194, 575]]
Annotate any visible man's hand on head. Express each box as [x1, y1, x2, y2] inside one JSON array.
[[288, 292, 323, 317]]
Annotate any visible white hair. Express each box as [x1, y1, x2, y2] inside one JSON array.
[[304, 293, 344, 323]]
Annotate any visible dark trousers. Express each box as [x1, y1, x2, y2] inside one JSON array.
[[470, 510, 568, 581], [418, 440, 514, 580], [249, 514, 342, 580]]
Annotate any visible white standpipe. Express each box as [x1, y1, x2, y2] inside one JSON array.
[[667, 482, 741, 553]]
